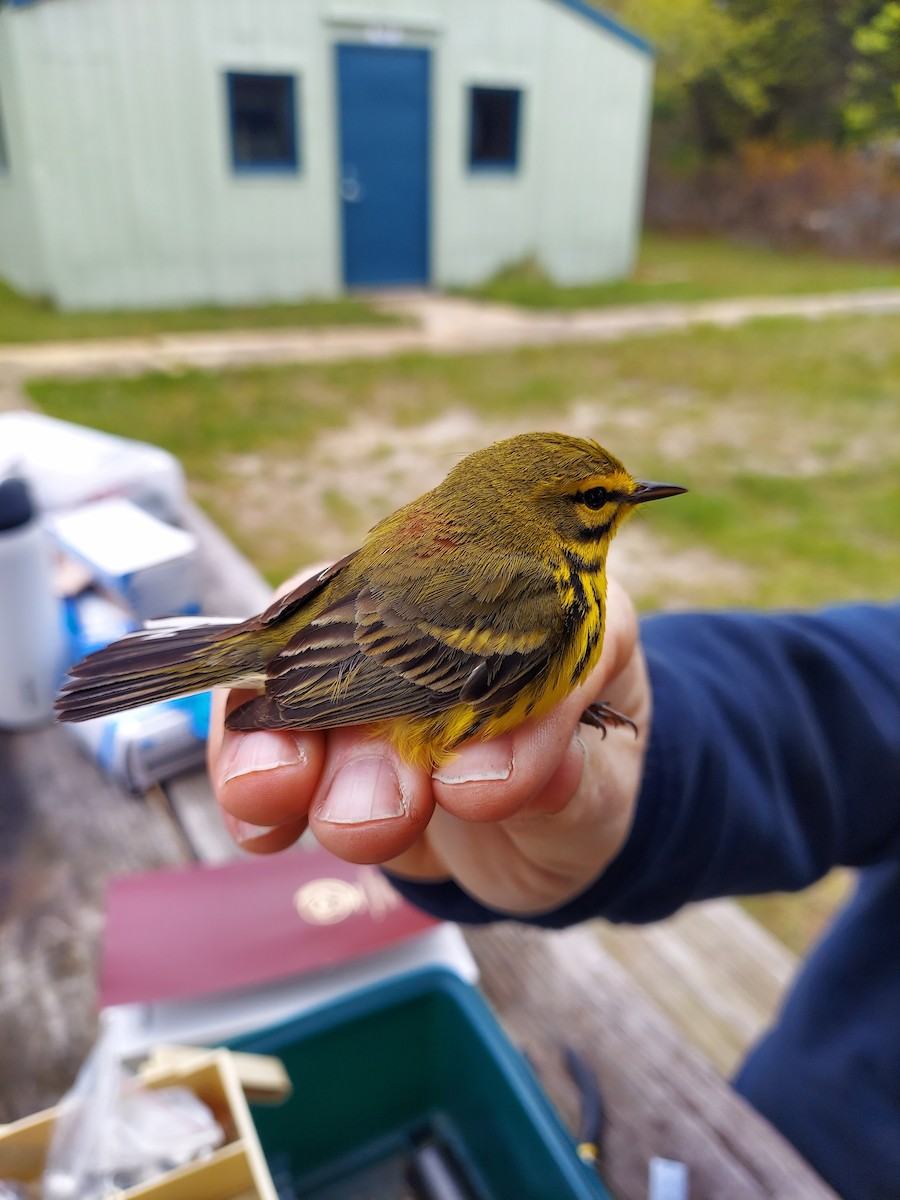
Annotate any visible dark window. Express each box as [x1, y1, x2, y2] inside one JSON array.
[[468, 86, 521, 171], [226, 72, 298, 173]]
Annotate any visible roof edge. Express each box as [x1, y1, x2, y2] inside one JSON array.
[[552, 0, 653, 57], [1, 0, 654, 56]]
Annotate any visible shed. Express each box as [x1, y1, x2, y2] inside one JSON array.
[[0, 0, 653, 310]]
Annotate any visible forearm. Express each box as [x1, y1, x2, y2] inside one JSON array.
[[593, 602, 900, 921]]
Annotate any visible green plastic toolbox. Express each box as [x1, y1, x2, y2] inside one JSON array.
[[228, 966, 610, 1200]]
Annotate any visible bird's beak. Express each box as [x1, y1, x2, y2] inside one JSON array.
[[629, 480, 688, 504]]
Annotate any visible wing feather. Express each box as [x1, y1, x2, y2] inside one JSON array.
[[226, 544, 567, 734]]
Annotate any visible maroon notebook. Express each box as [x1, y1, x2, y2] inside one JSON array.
[[100, 844, 439, 1006]]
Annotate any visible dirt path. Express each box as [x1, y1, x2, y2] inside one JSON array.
[[1, 288, 899, 391]]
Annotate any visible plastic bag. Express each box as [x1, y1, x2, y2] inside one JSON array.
[[0, 1183, 35, 1200], [43, 1013, 224, 1199]]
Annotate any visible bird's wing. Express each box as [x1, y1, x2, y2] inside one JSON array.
[[226, 547, 565, 731], [250, 550, 360, 629], [357, 548, 567, 700]]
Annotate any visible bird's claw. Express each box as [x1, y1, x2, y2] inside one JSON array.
[[579, 701, 638, 740]]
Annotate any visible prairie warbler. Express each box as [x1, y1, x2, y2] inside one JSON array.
[[56, 433, 685, 769]]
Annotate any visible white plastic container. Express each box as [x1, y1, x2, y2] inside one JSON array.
[[0, 477, 67, 729]]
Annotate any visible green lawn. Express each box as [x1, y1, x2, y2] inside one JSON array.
[[29, 312, 900, 609], [4, 233, 899, 343], [461, 232, 900, 308], [0, 280, 399, 344]]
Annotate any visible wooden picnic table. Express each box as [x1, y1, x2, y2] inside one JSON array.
[[0, 504, 838, 1200]]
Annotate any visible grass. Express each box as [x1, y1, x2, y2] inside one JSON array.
[[4, 232, 898, 343], [29, 311, 900, 605], [29, 311, 900, 955], [0, 280, 399, 344], [461, 231, 900, 308], [741, 871, 855, 957]]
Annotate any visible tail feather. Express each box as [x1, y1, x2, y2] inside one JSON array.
[[55, 618, 260, 723]]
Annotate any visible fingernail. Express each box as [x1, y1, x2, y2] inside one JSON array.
[[434, 737, 513, 786], [220, 730, 308, 783], [317, 756, 407, 824], [232, 820, 284, 845]]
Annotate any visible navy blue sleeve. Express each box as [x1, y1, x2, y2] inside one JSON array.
[[388, 603, 900, 927]]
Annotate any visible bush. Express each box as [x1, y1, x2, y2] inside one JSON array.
[[645, 140, 900, 259]]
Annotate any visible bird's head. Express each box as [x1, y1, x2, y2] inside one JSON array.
[[447, 432, 687, 551]]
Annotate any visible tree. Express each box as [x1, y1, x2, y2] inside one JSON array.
[[603, 0, 898, 157], [844, 2, 900, 137]]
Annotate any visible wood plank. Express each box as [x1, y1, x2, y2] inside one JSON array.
[[165, 767, 243, 865], [0, 500, 260, 1121], [0, 728, 191, 1121], [467, 922, 838, 1200], [594, 901, 797, 1075]]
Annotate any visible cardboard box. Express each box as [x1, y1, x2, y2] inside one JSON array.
[[0, 1048, 289, 1200]]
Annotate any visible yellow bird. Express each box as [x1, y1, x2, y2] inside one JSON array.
[[56, 432, 685, 770]]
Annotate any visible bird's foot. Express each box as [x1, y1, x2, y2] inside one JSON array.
[[579, 701, 638, 740]]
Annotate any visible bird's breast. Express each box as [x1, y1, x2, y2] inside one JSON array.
[[553, 553, 607, 693]]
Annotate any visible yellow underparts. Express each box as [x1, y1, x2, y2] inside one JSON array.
[[380, 559, 607, 774]]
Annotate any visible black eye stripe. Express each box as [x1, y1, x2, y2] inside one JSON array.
[[573, 487, 610, 510]]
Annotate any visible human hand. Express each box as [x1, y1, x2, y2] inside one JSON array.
[[208, 573, 650, 917]]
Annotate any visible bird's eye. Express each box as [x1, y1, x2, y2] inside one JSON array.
[[576, 487, 609, 510]]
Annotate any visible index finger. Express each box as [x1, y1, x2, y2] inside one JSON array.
[[208, 685, 326, 850]]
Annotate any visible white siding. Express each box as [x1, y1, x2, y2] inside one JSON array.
[[0, 19, 48, 297], [0, 0, 652, 309], [535, 1, 652, 283], [2, 0, 342, 309], [434, 0, 652, 286], [321, 0, 652, 287]]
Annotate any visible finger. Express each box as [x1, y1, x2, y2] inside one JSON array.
[[431, 575, 640, 825], [591, 575, 641, 711], [221, 812, 309, 855], [385, 732, 585, 884], [208, 686, 326, 847], [496, 700, 648, 909], [431, 695, 585, 824], [391, 696, 645, 914], [383, 836, 451, 882], [309, 728, 436, 865]]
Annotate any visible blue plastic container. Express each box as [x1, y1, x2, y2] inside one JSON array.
[[228, 966, 610, 1200]]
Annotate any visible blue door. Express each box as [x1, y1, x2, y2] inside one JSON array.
[[336, 44, 430, 287]]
